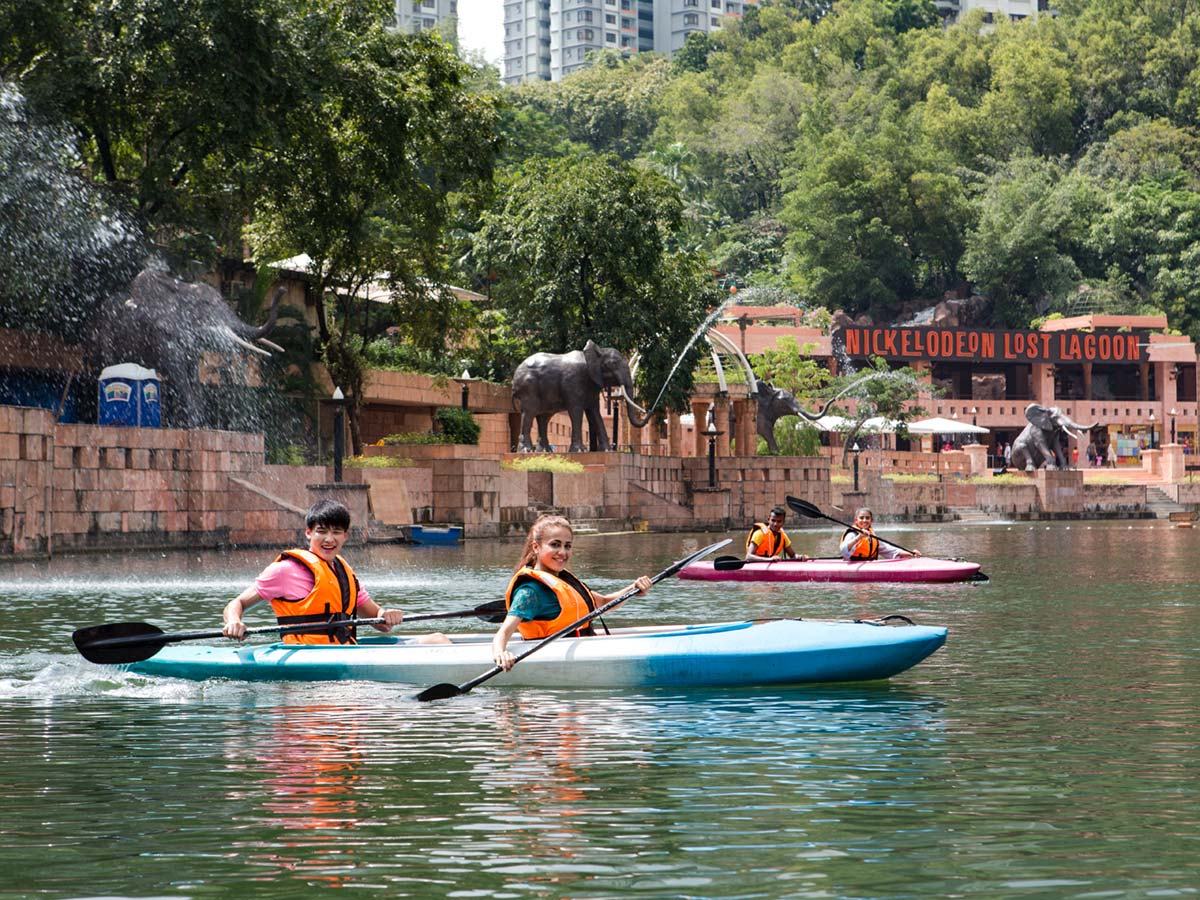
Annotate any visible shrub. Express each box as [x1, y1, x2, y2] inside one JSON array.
[[379, 432, 451, 446], [502, 454, 585, 474], [267, 444, 307, 466], [435, 407, 481, 445]]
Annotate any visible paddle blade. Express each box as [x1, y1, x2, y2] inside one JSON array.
[[414, 682, 465, 702], [713, 555, 747, 571], [786, 496, 822, 518], [72, 622, 168, 665]]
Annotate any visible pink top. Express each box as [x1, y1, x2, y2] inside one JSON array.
[[254, 557, 372, 606]]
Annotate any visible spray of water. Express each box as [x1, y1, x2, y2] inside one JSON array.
[[644, 296, 737, 417]]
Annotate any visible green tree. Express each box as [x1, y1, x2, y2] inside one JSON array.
[[477, 153, 717, 411], [248, 28, 499, 454], [961, 156, 1102, 326], [511, 52, 671, 159], [0, 0, 350, 259]]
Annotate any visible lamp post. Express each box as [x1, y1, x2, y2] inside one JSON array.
[[971, 406, 978, 429], [701, 405, 723, 489], [851, 441, 861, 492], [1149, 412, 1156, 450], [1170, 407, 1177, 445], [457, 369, 473, 411], [331, 386, 345, 483]]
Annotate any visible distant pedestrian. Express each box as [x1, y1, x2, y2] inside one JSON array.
[[1003, 442, 1012, 467], [1107, 442, 1118, 467]]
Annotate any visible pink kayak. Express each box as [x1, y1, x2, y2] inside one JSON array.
[[679, 556, 985, 584]]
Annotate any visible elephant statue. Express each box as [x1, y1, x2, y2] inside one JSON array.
[[1011, 403, 1099, 470], [512, 340, 650, 452], [87, 268, 285, 428], [754, 379, 838, 454]]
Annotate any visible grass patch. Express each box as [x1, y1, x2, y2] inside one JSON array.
[[967, 474, 1031, 485], [377, 432, 452, 446], [883, 473, 939, 484], [502, 454, 585, 474], [344, 455, 414, 468]]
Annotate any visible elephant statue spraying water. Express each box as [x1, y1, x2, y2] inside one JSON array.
[[754, 379, 840, 455], [87, 268, 286, 428], [1011, 403, 1099, 470], [512, 341, 651, 452]]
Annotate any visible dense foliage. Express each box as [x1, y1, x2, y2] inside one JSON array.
[[10, 0, 1200, 446]]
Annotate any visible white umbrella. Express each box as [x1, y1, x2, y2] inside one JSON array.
[[905, 416, 990, 435]]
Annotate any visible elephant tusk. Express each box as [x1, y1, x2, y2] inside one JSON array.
[[255, 338, 285, 353], [219, 326, 271, 357], [615, 387, 650, 416]]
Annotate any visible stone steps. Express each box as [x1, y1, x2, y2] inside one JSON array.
[[948, 506, 992, 522], [1145, 487, 1188, 519]]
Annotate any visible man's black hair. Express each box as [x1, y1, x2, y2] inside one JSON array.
[[769, 505, 786, 518], [306, 499, 351, 530]]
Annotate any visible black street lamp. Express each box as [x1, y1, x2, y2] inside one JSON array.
[[457, 369, 473, 411], [971, 406, 978, 428], [851, 441, 862, 492], [1170, 407, 1177, 444], [1149, 412, 1156, 450], [701, 405, 723, 489], [332, 386, 345, 483]]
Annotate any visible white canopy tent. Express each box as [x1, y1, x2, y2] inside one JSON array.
[[905, 416, 990, 436]]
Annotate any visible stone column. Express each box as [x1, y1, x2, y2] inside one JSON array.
[[1032, 363, 1055, 404], [734, 399, 755, 456], [714, 395, 731, 456], [1157, 362, 1177, 410], [692, 399, 708, 457], [668, 411, 682, 456]]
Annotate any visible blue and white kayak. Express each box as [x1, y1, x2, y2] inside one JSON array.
[[124, 618, 947, 687]]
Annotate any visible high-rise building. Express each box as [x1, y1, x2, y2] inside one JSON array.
[[652, 0, 753, 57], [504, 0, 553, 85], [935, 0, 1053, 24], [503, 0, 756, 85], [392, 0, 458, 38]]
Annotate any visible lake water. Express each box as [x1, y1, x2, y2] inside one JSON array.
[[1, 521, 1197, 898]]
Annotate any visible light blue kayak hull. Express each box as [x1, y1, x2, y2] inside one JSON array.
[[124, 619, 947, 688]]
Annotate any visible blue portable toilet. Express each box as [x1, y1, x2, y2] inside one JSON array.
[[98, 364, 161, 427]]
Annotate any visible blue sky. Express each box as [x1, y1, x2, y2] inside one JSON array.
[[457, 0, 504, 65]]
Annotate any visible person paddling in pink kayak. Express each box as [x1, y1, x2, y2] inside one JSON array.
[[746, 506, 808, 562], [840, 507, 920, 562]]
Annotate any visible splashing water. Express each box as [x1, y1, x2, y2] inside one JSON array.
[[644, 296, 737, 417]]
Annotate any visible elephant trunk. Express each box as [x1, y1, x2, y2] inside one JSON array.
[[616, 376, 651, 429], [244, 285, 285, 341]]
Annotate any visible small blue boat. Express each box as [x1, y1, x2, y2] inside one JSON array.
[[124, 618, 948, 687], [406, 524, 462, 546]]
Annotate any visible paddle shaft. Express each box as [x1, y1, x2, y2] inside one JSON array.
[[417, 538, 731, 700], [81, 604, 506, 652], [786, 496, 918, 556]]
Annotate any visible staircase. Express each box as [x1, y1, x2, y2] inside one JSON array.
[[1145, 487, 1189, 519], [948, 505, 992, 523]]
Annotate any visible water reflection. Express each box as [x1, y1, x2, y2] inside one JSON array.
[[1, 523, 1199, 896]]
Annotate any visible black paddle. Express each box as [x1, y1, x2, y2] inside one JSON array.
[[73, 599, 511, 665], [785, 496, 920, 556], [414, 538, 732, 702]]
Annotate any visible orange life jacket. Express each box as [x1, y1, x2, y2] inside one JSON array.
[[843, 530, 880, 561], [269, 549, 360, 645], [746, 522, 789, 557], [504, 567, 597, 640]]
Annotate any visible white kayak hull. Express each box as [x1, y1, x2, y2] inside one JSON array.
[[124, 619, 948, 688]]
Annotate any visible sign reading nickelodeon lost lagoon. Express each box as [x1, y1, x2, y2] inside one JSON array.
[[835, 326, 1148, 365]]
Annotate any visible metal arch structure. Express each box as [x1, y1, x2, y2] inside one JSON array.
[[628, 327, 758, 400], [704, 327, 758, 395]]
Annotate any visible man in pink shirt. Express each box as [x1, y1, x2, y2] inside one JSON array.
[[222, 499, 403, 644]]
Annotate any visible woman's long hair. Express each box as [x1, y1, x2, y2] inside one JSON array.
[[514, 515, 573, 572]]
